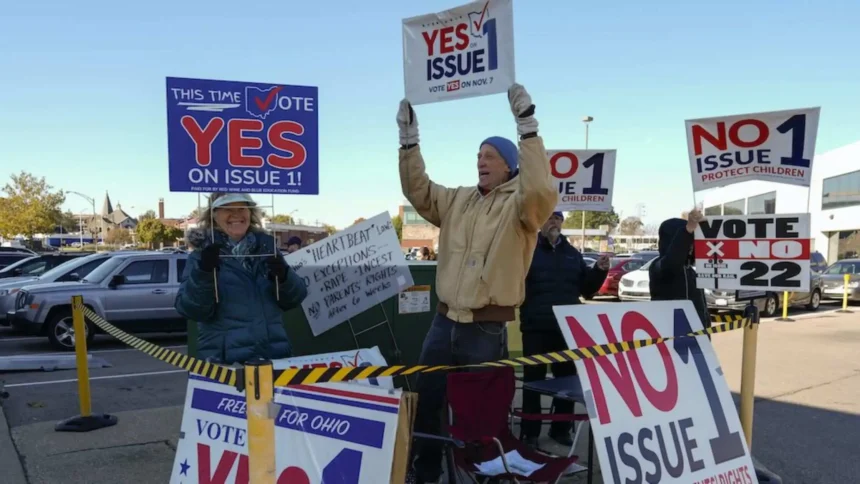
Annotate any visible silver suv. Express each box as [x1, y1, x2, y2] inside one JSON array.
[[0, 252, 125, 325], [9, 252, 189, 350]]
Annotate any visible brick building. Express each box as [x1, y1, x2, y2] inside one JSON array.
[[399, 202, 439, 251]]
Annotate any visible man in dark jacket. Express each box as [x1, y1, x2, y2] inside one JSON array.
[[519, 211, 609, 446], [649, 209, 710, 328]]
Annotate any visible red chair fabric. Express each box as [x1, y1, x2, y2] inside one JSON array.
[[444, 367, 578, 482]]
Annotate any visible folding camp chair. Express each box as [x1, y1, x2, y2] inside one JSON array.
[[510, 375, 591, 478], [415, 367, 579, 483]]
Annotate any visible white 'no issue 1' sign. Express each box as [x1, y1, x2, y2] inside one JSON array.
[[694, 214, 812, 292], [552, 301, 758, 484], [548, 149, 616, 213], [685, 107, 820, 192]]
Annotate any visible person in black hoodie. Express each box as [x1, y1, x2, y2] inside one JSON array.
[[649, 209, 710, 328], [519, 211, 609, 446]]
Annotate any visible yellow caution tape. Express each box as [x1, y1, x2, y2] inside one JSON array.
[[271, 317, 752, 388], [80, 304, 750, 391], [711, 313, 745, 323], [82, 307, 239, 387]]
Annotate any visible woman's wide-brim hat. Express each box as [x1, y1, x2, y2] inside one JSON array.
[[211, 193, 257, 209]]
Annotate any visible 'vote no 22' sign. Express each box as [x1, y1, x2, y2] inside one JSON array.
[[553, 301, 757, 484], [548, 149, 616, 213]]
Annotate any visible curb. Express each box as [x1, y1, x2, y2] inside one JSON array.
[[0, 402, 28, 484]]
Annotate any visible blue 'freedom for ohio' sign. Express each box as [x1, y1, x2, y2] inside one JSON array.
[[166, 77, 319, 195]]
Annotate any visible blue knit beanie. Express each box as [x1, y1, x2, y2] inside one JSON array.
[[552, 211, 564, 219], [481, 136, 519, 176]]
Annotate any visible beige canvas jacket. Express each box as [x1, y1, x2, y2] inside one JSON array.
[[399, 136, 556, 323]]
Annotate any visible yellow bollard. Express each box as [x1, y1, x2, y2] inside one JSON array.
[[739, 320, 759, 448], [837, 273, 853, 313], [55, 296, 117, 432], [776, 291, 794, 322], [72, 295, 92, 417], [245, 360, 276, 484]]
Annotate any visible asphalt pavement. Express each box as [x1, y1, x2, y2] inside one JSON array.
[[0, 330, 188, 427], [0, 299, 844, 428], [0, 299, 855, 484]]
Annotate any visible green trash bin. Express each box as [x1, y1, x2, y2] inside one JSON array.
[[187, 262, 439, 389]]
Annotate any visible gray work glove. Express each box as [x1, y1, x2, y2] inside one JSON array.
[[397, 99, 420, 146], [508, 83, 538, 137]]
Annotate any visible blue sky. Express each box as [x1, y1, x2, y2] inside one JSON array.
[[1, 0, 858, 229]]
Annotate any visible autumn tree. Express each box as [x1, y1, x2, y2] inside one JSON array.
[[105, 228, 132, 245], [322, 224, 337, 235], [136, 218, 166, 248], [163, 226, 184, 244], [0, 172, 65, 240], [57, 210, 79, 233], [643, 224, 659, 236], [353, 217, 367, 226], [391, 215, 403, 241], [618, 216, 644, 236], [139, 209, 157, 220], [271, 214, 294, 225], [562, 209, 620, 231]]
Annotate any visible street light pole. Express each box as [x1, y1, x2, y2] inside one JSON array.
[[581, 116, 593, 250], [68, 191, 98, 246]]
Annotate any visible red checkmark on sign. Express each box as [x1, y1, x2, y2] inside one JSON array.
[[254, 86, 282, 112], [473, 1, 489, 31]]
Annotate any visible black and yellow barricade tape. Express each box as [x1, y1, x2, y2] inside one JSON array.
[[81, 307, 239, 388], [79, 305, 751, 391], [270, 317, 753, 388], [711, 313, 745, 323]]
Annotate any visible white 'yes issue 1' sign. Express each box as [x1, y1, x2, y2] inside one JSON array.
[[694, 214, 811, 292], [548, 149, 616, 212], [402, 0, 515, 105], [553, 301, 758, 484], [685, 107, 820, 192], [285, 212, 414, 336]]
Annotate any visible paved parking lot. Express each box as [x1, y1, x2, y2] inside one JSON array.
[[1, 299, 855, 483], [0, 330, 188, 427], [0, 300, 846, 427]]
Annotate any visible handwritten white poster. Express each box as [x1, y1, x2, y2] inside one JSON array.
[[285, 212, 415, 336], [402, 0, 515, 105]]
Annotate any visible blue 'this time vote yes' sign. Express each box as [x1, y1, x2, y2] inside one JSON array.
[[166, 77, 319, 195]]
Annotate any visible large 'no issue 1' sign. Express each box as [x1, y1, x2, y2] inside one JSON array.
[[694, 214, 811, 292], [685, 107, 820, 192], [553, 301, 757, 483]]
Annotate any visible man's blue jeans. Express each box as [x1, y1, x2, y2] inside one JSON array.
[[411, 313, 508, 480]]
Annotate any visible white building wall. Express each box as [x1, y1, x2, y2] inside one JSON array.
[[700, 140, 860, 262]]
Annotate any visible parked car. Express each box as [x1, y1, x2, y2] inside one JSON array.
[[630, 250, 659, 262], [0, 253, 92, 280], [9, 252, 188, 350], [618, 258, 654, 301], [705, 251, 828, 317], [0, 252, 123, 326], [592, 257, 647, 299], [0, 253, 33, 270], [0, 246, 36, 255], [820, 258, 860, 302]]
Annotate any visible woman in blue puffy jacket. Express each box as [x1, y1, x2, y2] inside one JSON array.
[[175, 192, 308, 364]]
